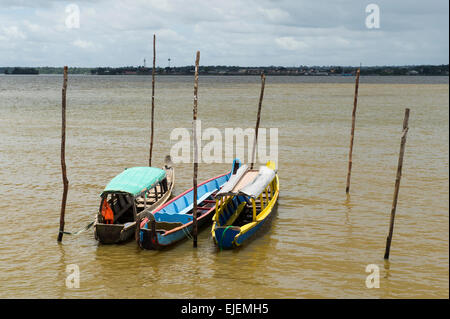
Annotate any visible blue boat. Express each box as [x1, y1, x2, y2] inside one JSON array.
[[138, 159, 241, 250]]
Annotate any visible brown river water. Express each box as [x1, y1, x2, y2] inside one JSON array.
[[0, 74, 448, 298]]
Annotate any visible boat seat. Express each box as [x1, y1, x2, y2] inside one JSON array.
[[162, 190, 215, 215], [153, 212, 193, 224], [179, 190, 216, 214]]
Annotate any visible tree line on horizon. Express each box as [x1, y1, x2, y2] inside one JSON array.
[[1, 64, 448, 76]]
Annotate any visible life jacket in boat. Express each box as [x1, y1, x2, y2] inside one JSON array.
[[101, 200, 114, 224]]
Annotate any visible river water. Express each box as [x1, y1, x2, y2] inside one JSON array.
[[0, 74, 448, 298]]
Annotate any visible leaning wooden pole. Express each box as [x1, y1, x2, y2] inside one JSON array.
[[192, 51, 200, 248], [345, 67, 361, 194], [384, 108, 410, 259], [57, 66, 69, 242], [149, 34, 156, 166], [250, 73, 266, 169]]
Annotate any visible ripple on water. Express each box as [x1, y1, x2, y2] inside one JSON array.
[[0, 75, 448, 298]]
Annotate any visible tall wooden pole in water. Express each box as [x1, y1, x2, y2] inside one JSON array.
[[57, 66, 69, 242], [250, 73, 266, 170], [384, 108, 410, 259], [149, 34, 156, 166], [192, 51, 200, 248], [345, 68, 361, 194]]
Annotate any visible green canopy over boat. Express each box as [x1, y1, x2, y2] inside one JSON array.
[[102, 167, 166, 196]]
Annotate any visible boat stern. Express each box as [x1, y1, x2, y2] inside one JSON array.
[[214, 226, 241, 249], [94, 223, 126, 244], [139, 227, 159, 250]]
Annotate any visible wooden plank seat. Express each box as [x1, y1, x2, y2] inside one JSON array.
[[136, 203, 157, 209], [177, 191, 216, 215], [153, 212, 193, 224], [136, 198, 158, 205]]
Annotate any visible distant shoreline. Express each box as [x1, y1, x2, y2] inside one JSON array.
[[1, 64, 448, 76], [1, 73, 449, 77]]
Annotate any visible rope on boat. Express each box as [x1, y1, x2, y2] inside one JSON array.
[[59, 220, 95, 235], [219, 225, 233, 251], [182, 226, 193, 240]]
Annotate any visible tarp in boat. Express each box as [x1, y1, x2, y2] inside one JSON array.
[[216, 164, 248, 196], [102, 167, 166, 196], [216, 165, 275, 198], [240, 166, 276, 198]]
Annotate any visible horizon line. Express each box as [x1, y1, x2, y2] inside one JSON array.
[[2, 63, 449, 68]]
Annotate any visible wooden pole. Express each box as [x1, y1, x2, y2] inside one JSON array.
[[384, 108, 410, 259], [250, 73, 266, 169], [345, 68, 361, 194], [149, 34, 156, 166], [192, 51, 200, 248], [57, 66, 69, 242]]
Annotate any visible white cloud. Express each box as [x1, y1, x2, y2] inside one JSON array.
[[1, 26, 26, 40], [275, 37, 308, 51], [72, 39, 94, 49], [258, 7, 290, 23]]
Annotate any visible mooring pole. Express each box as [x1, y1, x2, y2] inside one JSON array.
[[345, 67, 361, 194], [250, 73, 266, 169], [192, 51, 200, 248], [384, 108, 410, 259], [149, 34, 156, 166], [57, 66, 69, 242]]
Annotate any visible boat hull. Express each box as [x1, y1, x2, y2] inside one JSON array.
[[139, 208, 214, 250], [94, 220, 136, 244], [212, 173, 279, 249], [233, 200, 277, 247], [139, 172, 231, 250]]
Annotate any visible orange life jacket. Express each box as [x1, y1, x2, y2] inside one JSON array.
[[101, 200, 114, 224]]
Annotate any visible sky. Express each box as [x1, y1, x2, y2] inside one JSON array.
[[0, 0, 448, 67]]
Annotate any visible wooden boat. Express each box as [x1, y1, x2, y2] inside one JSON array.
[[94, 156, 174, 244], [138, 159, 241, 250], [211, 161, 279, 249]]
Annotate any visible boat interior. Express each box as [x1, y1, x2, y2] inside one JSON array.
[[215, 194, 269, 227], [100, 177, 170, 225], [214, 167, 276, 228], [154, 192, 217, 225], [152, 173, 230, 226]]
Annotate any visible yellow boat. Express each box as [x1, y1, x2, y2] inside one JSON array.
[[211, 161, 279, 249]]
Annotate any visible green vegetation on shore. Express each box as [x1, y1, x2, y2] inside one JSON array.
[[1, 64, 448, 76]]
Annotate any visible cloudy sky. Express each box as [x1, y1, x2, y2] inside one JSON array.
[[0, 0, 448, 67]]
